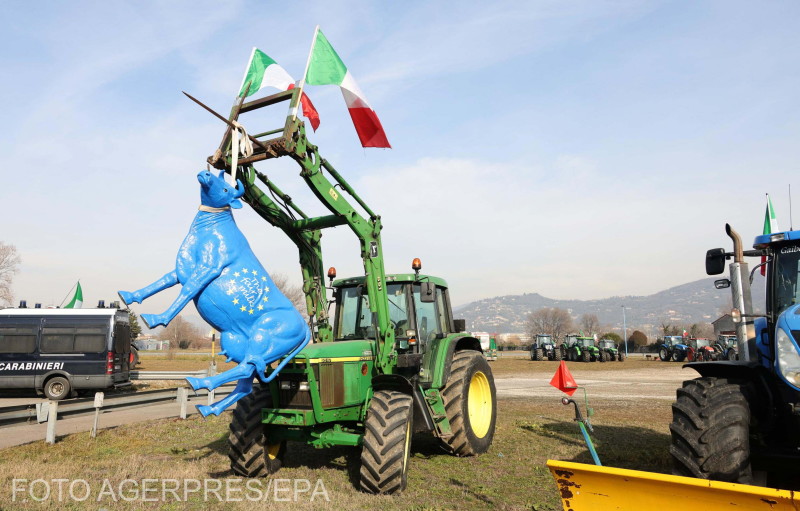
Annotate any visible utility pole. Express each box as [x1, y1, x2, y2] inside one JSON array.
[[622, 305, 628, 357]]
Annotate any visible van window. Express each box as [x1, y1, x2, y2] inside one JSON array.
[[0, 324, 38, 354], [41, 322, 108, 353], [113, 321, 131, 353]]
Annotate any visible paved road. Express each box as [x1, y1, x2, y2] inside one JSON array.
[[495, 363, 695, 400]]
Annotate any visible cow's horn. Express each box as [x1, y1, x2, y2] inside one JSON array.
[[233, 179, 245, 198]]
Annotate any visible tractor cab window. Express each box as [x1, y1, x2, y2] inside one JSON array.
[[413, 284, 445, 343], [335, 286, 377, 341], [335, 283, 411, 341], [599, 340, 614, 349], [773, 244, 800, 315]]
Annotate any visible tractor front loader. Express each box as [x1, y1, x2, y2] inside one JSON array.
[[200, 87, 496, 494]]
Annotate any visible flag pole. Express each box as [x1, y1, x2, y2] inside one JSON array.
[[236, 47, 257, 101], [59, 280, 79, 308], [290, 25, 320, 122]]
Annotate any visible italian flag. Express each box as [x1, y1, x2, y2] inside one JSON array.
[[761, 194, 779, 276], [305, 29, 390, 148], [238, 48, 320, 131], [65, 282, 83, 309]]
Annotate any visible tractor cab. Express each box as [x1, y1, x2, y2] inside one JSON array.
[[536, 334, 554, 346], [575, 337, 594, 349], [331, 273, 453, 355], [663, 336, 684, 348], [598, 339, 616, 349]]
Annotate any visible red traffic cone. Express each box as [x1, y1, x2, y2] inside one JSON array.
[[549, 360, 578, 396]]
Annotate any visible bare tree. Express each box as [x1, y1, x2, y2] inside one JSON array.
[[271, 272, 308, 319], [579, 313, 600, 335], [526, 307, 574, 342], [159, 315, 202, 355], [0, 242, 21, 308]]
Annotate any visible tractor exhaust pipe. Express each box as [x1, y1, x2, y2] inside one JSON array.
[[725, 224, 756, 361]]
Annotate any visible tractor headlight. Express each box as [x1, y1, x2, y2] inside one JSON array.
[[776, 328, 800, 386]]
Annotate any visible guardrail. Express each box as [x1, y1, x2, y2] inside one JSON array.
[[0, 369, 232, 445]]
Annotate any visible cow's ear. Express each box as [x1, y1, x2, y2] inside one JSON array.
[[230, 199, 243, 209]]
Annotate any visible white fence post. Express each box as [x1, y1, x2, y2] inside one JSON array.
[[45, 401, 58, 444], [178, 387, 188, 419]]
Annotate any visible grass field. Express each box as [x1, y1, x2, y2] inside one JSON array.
[[0, 358, 675, 510]]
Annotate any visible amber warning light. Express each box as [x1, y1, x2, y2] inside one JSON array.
[[412, 258, 422, 275], [327, 267, 337, 281]]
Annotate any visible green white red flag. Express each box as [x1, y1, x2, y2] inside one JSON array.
[[238, 48, 320, 131], [64, 282, 83, 309], [304, 29, 390, 148], [762, 194, 779, 276]]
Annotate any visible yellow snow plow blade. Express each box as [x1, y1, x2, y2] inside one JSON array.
[[547, 460, 798, 511]]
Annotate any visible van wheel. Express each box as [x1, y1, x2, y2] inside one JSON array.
[[44, 377, 71, 401]]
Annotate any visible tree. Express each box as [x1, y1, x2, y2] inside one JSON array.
[[628, 330, 648, 350], [128, 310, 142, 340], [159, 315, 201, 352], [579, 313, 600, 335], [526, 307, 574, 342], [599, 332, 622, 343], [271, 272, 307, 319], [0, 242, 21, 308]]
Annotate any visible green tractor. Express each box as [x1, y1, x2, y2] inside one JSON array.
[[597, 338, 625, 362], [197, 87, 496, 495], [565, 335, 600, 362], [530, 334, 562, 361]]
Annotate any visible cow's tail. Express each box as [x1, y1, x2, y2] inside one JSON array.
[[260, 329, 312, 384]]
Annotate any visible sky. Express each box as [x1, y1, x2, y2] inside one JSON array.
[[1, 1, 799, 320]]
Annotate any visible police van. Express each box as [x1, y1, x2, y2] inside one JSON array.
[[0, 306, 133, 400]]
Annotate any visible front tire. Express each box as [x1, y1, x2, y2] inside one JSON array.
[[659, 348, 670, 361], [440, 350, 497, 456], [360, 390, 413, 494], [228, 385, 285, 477], [43, 376, 70, 401], [554, 347, 563, 361], [618, 352, 626, 362], [669, 377, 752, 484], [581, 350, 591, 363]]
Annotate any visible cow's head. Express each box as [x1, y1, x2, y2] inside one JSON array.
[[197, 170, 245, 209]]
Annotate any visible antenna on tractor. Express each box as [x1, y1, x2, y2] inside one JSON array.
[[790, 184, 794, 231]]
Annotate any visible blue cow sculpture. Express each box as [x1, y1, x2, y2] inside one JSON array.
[[118, 169, 311, 416]]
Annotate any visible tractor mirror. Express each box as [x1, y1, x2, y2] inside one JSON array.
[[714, 278, 731, 289], [420, 281, 436, 303], [453, 319, 466, 333], [706, 248, 727, 275]]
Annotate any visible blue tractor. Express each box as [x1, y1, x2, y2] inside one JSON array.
[[669, 224, 800, 489], [658, 335, 690, 361]]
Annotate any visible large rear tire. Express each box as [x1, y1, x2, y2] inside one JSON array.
[[581, 350, 591, 363], [554, 347, 563, 361], [618, 352, 626, 362], [359, 390, 413, 495], [228, 385, 285, 478], [440, 350, 497, 456], [669, 377, 752, 484]]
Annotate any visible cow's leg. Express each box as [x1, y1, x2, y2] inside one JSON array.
[[118, 271, 178, 305], [142, 267, 220, 328], [186, 360, 255, 391], [196, 377, 254, 417]]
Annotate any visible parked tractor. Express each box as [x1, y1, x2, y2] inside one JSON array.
[[657, 335, 690, 361], [669, 223, 800, 489], [188, 87, 497, 494], [566, 336, 600, 362], [597, 338, 624, 362], [714, 333, 738, 360], [686, 338, 718, 361], [530, 334, 562, 361]]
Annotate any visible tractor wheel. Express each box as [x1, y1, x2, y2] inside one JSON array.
[[359, 390, 413, 494], [669, 377, 753, 484], [686, 348, 696, 362], [618, 352, 626, 362], [727, 349, 738, 361], [554, 347, 563, 361], [659, 348, 670, 361], [599, 351, 607, 362], [581, 350, 591, 363], [229, 385, 286, 478], [672, 350, 683, 362], [534, 348, 543, 361], [530, 348, 535, 361], [440, 350, 497, 456]]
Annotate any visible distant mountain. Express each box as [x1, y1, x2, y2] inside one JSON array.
[[455, 277, 766, 334]]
